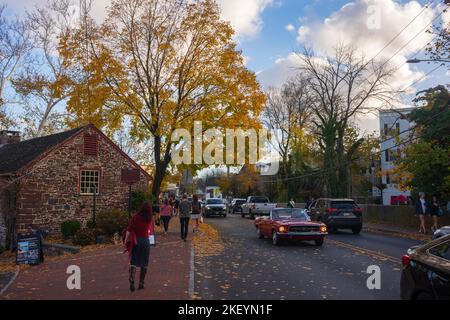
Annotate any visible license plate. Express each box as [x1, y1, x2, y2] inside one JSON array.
[[343, 213, 354, 217]]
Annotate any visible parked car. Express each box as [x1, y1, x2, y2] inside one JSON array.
[[228, 199, 247, 214], [308, 198, 363, 234], [401, 235, 450, 300], [255, 208, 328, 246], [434, 226, 450, 240], [241, 196, 277, 219], [203, 198, 227, 218]]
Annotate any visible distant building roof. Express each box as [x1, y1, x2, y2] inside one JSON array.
[[0, 127, 85, 174]]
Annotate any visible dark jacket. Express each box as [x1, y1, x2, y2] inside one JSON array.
[[415, 199, 427, 215]]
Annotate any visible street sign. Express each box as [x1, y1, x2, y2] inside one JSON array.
[[121, 168, 141, 185], [16, 233, 43, 265]]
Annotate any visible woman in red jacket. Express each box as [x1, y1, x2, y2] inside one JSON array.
[[124, 202, 153, 292]]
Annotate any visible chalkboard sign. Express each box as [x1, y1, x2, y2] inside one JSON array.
[[16, 233, 43, 265]]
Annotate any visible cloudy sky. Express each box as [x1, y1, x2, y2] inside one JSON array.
[[4, 0, 449, 133]]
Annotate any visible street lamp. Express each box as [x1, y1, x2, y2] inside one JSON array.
[[407, 58, 450, 64]]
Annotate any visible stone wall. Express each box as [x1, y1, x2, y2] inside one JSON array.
[[361, 204, 450, 229], [0, 178, 8, 247], [15, 127, 150, 235]]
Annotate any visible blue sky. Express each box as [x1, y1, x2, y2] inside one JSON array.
[[3, 0, 449, 134], [239, 0, 353, 72]]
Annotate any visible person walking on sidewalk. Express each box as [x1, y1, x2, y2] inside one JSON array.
[[191, 195, 202, 234], [160, 198, 173, 235], [179, 194, 191, 242], [430, 196, 441, 233], [415, 192, 428, 234], [124, 202, 153, 292]]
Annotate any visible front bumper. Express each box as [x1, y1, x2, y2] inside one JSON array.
[[205, 209, 226, 215], [277, 232, 328, 240]]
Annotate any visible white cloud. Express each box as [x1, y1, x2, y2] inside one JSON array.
[[216, 0, 274, 38], [5, 0, 273, 39], [285, 24, 295, 32], [260, 0, 443, 93], [258, 0, 446, 132]]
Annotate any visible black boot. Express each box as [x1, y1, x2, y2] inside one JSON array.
[[139, 267, 147, 290], [129, 266, 136, 292]]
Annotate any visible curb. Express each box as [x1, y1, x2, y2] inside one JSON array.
[[188, 246, 195, 300], [364, 226, 431, 242], [0, 268, 19, 297]]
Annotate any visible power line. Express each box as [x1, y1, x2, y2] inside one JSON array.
[[367, 0, 436, 64]]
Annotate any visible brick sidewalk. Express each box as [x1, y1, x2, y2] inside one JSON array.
[[1, 219, 192, 300]]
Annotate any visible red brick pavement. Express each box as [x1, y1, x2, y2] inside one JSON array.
[[1, 219, 192, 300]]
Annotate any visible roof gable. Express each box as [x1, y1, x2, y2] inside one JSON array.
[[0, 127, 84, 174], [0, 125, 152, 181]]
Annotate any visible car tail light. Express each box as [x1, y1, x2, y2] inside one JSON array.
[[402, 255, 410, 268], [355, 207, 363, 213], [326, 208, 338, 213]]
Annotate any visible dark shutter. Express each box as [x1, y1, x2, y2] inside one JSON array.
[[84, 133, 98, 156]]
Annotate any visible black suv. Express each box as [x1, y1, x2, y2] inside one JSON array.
[[308, 198, 363, 234], [401, 235, 450, 300]]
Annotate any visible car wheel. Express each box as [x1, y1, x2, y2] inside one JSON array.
[[352, 228, 362, 235], [315, 238, 324, 247], [415, 291, 434, 300], [257, 227, 264, 239], [272, 231, 280, 246]]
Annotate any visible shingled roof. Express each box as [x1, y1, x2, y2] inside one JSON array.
[[0, 127, 85, 174]]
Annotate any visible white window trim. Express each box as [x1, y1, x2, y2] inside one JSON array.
[[80, 170, 101, 196]]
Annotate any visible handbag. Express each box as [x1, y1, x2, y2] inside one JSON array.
[[148, 220, 156, 247]]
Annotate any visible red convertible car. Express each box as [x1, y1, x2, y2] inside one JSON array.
[[255, 208, 328, 246]]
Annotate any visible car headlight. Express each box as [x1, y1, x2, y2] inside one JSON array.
[[320, 226, 327, 233], [278, 226, 288, 233]]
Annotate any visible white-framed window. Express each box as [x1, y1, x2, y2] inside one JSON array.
[[80, 170, 100, 195]]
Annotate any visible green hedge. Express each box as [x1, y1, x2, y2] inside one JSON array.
[[60, 220, 82, 239], [131, 191, 154, 212], [96, 210, 129, 236], [73, 228, 96, 246]]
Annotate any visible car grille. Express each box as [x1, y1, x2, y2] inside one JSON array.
[[289, 226, 320, 233]]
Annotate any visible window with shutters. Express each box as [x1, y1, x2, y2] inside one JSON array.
[[80, 170, 100, 195], [84, 133, 98, 156]]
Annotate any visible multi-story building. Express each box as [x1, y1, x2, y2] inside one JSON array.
[[379, 108, 415, 205]]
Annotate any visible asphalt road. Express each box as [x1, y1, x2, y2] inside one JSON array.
[[194, 214, 424, 300]]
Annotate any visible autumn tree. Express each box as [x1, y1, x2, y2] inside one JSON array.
[[298, 45, 396, 198], [0, 4, 31, 129], [12, 0, 77, 138], [60, 0, 266, 198]]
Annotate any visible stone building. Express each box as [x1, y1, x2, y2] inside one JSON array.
[[0, 124, 151, 249]]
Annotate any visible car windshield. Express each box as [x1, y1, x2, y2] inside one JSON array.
[[251, 197, 269, 203], [273, 209, 310, 221], [331, 201, 356, 209], [207, 199, 223, 205], [235, 200, 246, 205]]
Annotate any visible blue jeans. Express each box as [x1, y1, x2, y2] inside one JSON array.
[[161, 216, 171, 232], [180, 218, 190, 240]]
